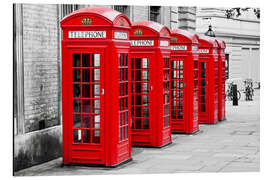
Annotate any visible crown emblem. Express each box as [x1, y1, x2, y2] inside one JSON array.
[[171, 36, 178, 42], [81, 16, 92, 25], [134, 28, 143, 35], [163, 30, 167, 36], [120, 19, 124, 26]]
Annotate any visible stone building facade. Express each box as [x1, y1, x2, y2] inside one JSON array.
[[196, 7, 260, 89], [13, 4, 196, 171]]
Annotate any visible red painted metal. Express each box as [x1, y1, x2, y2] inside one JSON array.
[[216, 39, 226, 121], [61, 7, 132, 166], [130, 21, 171, 147], [169, 29, 199, 133], [198, 35, 219, 124]]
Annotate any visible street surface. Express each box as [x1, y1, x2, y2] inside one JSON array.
[[15, 90, 260, 175]]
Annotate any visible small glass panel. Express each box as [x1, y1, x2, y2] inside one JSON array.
[[73, 129, 81, 143], [82, 69, 90, 82], [73, 84, 80, 98], [73, 69, 81, 82], [143, 107, 149, 117], [135, 71, 141, 81], [142, 58, 148, 68], [92, 115, 100, 128], [92, 69, 100, 82], [82, 53, 90, 67], [73, 114, 81, 128], [82, 115, 90, 128], [92, 84, 100, 98], [93, 54, 100, 67], [135, 58, 141, 69], [135, 118, 141, 129], [73, 100, 81, 113], [83, 130, 91, 143], [82, 84, 90, 98], [143, 119, 149, 129], [143, 95, 148, 105], [82, 100, 91, 113], [92, 100, 100, 114], [135, 95, 141, 105], [135, 83, 141, 93], [73, 53, 80, 67], [142, 71, 148, 80], [92, 130, 100, 144]]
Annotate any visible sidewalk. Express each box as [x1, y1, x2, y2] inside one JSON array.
[[15, 90, 260, 175]]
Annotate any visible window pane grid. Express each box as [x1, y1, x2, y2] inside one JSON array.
[[163, 57, 170, 127], [72, 53, 101, 144], [119, 53, 129, 142], [131, 57, 150, 130]]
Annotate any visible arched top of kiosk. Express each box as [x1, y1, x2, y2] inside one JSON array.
[[60, 7, 131, 28], [170, 29, 199, 44], [198, 35, 218, 48], [215, 39, 226, 49], [131, 21, 170, 38]]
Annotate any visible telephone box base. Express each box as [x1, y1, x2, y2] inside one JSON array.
[[62, 158, 132, 168], [132, 141, 172, 148], [219, 118, 227, 121], [172, 129, 201, 135]]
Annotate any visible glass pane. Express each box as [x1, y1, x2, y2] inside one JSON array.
[[135, 118, 141, 129], [82, 100, 90, 113], [142, 83, 149, 92], [135, 83, 141, 93], [82, 115, 90, 128], [142, 58, 148, 68], [143, 95, 148, 105], [142, 70, 148, 80], [83, 130, 91, 143], [73, 84, 80, 98], [135, 70, 141, 81], [143, 119, 149, 129], [73, 53, 80, 67], [131, 58, 134, 69], [135, 95, 141, 105], [82, 69, 90, 82], [200, 71, 206, 78], [143, 107, 149, 117], [135, 58, 141, 69], [92, 130, 100, 144], [125, 111, 128, 124], [73, 129, 81, 143], [92, 115, 100, 128], [201, 88, 206, 95], [131, 118, 134, 128], [92, 100, 100, 114], [135, 107, 141, 117], [73, 114, 81, 128], [92, 84, 100, 98], [82, 53, 90, 67], [171, 110, 176, 119], [73, 69, 81, 82], [93, 54, 100, 67], [73, 100, 81, 113], [201, 96, 206, 103], [201, 79, 206, 86], [82, 84, 90, 98], [131, 107, 134, 117], [200, 104, 206, 112], [92, 69, 100, 82]]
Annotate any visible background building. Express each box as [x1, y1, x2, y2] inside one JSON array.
[[196, 7, 260, 89], [13, 4, 259, 171]]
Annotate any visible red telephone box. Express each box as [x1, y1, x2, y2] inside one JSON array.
[[216, 39, 226, 121], [198, 35, 219, 124], [61, 7, 132, 166], [129, 21, 171, 147], [169, 29, 199, 133]]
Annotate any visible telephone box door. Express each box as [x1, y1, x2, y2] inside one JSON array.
[[130, 54, 152, 145], [170, 58, 186, 132], [199, 59, 209, 122], [68, 49, 105, 163]]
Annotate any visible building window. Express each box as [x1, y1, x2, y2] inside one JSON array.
[[114, 5, 130, 18], [62, 4, 79, 18], [225, 54, 229, 80], [150, 6, 161, 23]]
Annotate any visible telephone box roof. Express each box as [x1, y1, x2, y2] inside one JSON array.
[[170, 29, 199, 44], [60, 7, 131, 27], [215, 39, 226, 49], [198, 35, 218, 48], [131, 21, 170, 37]]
